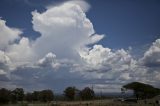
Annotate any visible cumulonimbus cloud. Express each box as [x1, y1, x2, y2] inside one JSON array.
[[31, 1, 104, 60]]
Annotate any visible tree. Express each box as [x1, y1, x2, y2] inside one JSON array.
[[0, 88, 55, 103], [64, 87, 76, 100], [12, 88, 24, 102], [32, 91, 40, 101], [10, 90, 17, 103], [25, 92, 33, 102], [0, 88, 10, 104], [39, 90, 54, 102], [80, 87, 94, 100], [122, 82, 160, 100]]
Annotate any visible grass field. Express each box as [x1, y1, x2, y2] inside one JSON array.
[[0, 99, 159, 106]]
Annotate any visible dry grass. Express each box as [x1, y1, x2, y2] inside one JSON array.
[[0, 99, 158, 106]]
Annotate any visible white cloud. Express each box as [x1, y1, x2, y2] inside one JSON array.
[[37, 52, 60, 69], [0, 19, 21, 50], [47, 0, 91, 13], [0, 69, 6, 75], [0, 51, 11, 65], [32, 1, 104, 59], [0, 19, 33, 72], [0, 50, 12, 74], [119, 73, 131, 80], [73, 44, 139, 87], [79, 44, 134, 73], [6, 37, 33, 64], [65, 0, 91, 12], [141, 39, 160, 68]]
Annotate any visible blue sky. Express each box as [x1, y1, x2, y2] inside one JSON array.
[[0, 0, 160, 93], [1, 0, 160, 49]]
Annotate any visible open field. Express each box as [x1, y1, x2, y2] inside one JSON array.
[[1, 99, 159, 106]]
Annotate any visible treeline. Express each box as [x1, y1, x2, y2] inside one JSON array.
[[0, 86, 94, 104], [0, 88, 54, 104]]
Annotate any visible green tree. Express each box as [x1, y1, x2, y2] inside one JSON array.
[[80, 87, 94, 100], [64, 87, 76, 100]]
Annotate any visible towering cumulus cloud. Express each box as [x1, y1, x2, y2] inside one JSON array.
[[32, 1, 104, 59]]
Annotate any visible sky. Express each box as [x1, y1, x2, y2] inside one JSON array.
[[0, 0, 160, 93]]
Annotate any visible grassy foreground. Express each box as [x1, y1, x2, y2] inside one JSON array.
[[0, 99, 158, 106]]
